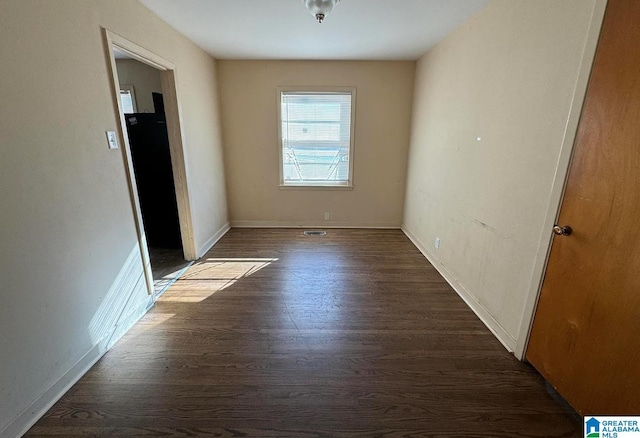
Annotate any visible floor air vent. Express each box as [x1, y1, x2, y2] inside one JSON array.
[[304, 230, 327, 236]]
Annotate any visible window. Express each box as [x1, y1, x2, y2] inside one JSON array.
[[119, 85, 137, 114], [278, 88, 356, 187]]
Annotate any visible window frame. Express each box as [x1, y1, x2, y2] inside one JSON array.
[[119, 84, 137, 113], [277, 86, 356, 189]]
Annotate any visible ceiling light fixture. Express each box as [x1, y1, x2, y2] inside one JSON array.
[[303, 0, 340, 23]]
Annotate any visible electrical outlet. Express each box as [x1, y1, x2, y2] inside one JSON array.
[[434, 237, 441, 249], [324, 212, 331, 221]]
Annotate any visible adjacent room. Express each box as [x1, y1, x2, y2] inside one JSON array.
[[1, 0, 638, 437]]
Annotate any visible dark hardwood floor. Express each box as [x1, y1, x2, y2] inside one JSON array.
[[25, 229, 580, 437], [149, 247, 192, 296]]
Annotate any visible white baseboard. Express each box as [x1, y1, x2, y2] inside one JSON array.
[[402, 225, 517, 353], [1, 343, 104, 438], [1, 247, 152, 438], [197, 222, 230, 258], [230, 220, 400, 229], [2, 302, 150, 438], [104, 278, 150, 351]]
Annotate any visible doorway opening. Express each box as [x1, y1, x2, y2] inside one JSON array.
[[115, 54, 190, 295], [103, 29, 196, 300]]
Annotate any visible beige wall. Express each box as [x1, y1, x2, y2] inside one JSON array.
[[98, 1, 229, 253], [116, 58, 162, 113], [403, 0, 603, 351], [0, 0, 227, 435], [218, 61, 415, 228]]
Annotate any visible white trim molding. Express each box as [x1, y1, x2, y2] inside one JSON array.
[[197, 222, 231, 258], [277, 86, 357, 189], [231, 221, 400, 229], [513, 0, 608, 360], [1, 245, 151, 438], [1, 344, 105, 438], [103, 28, 198, 268], [402, 225, 517, 353]]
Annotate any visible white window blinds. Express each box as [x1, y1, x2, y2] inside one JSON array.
[[280, 91, 354, 186], [120, 89, 135, 114]]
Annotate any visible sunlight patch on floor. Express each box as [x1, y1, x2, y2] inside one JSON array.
[[158, 258, 278, 302], [135, 312, 176, 332]]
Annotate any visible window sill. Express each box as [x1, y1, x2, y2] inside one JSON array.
[[279, 184, 354, 191]]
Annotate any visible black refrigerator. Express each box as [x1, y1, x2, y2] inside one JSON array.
[[125, 112, 182, 249]]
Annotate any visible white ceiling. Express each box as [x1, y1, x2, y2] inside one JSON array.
[[138, 0, 489, 60]]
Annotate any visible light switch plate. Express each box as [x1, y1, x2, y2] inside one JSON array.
[[106, 131, 118, 149]]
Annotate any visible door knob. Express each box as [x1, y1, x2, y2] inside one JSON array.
[[553, 225, 572, 236]]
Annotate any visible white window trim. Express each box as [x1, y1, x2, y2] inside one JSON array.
[[277, 86, 356, 189], [120, 84, 137, 113]]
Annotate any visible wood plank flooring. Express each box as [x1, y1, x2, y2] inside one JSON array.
[[25, 229, 580, 437], [149, 247, 192, 296]]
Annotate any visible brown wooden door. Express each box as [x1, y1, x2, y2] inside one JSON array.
[[526, 0, 640, 416]]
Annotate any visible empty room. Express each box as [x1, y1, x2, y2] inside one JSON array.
[[1, 0, 638, 437]]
